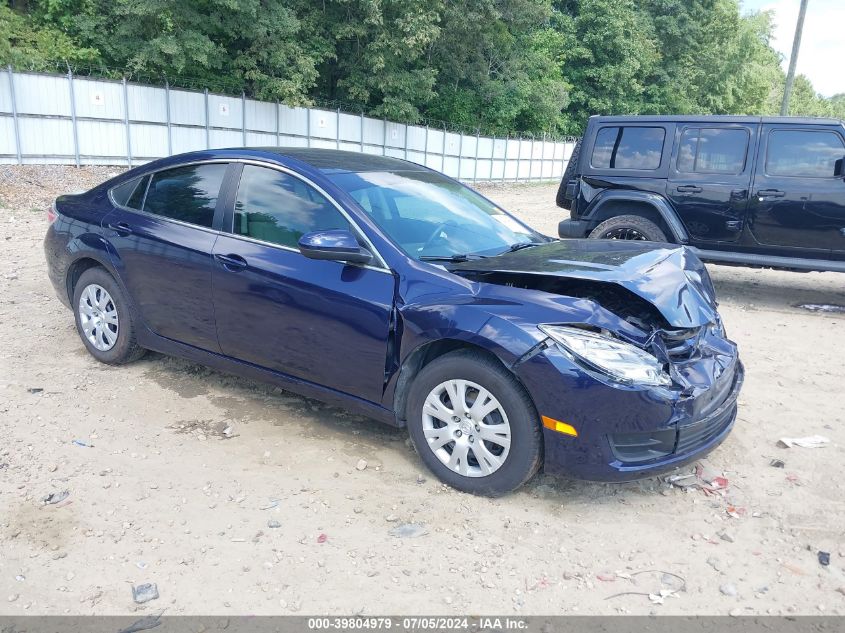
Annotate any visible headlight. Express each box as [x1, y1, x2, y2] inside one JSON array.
[[539, 324, 671, 387]]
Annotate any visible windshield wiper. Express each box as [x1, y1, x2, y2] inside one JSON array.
[[502, 241, 545, 254], [419, 253, 488, 262]]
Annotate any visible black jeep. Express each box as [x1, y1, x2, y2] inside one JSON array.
[[557, 115, 845, 272]]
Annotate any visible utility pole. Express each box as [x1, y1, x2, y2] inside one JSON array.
[[781, 0, 810, 115]]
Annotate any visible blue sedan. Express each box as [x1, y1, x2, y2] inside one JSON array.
[[44, 148, 743, 495]]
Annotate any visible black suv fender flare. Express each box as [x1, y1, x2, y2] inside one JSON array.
[[583, 191, 689, 244]]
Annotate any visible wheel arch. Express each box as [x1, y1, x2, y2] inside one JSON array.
[[586, 192, 688, 243], [65, 254, 115, 305], [392, 338, 519, 425]]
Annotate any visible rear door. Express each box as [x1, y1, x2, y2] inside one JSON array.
[[749, 125, 845, 254], [667, 124, 756, 245], [102, 162, 230, 351]]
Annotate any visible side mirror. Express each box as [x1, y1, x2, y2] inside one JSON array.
[[835, 157, 845, 178], [298, 229, 373, 265]]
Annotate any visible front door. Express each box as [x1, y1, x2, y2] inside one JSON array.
[[211, 163, 395, 403], [749, 125, 845, 254], [102, 162, 230, 351], [667, 125, 755, 244]]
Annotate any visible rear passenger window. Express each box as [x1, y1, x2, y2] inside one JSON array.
[[234, 165, 350, 249], [677, 128, 748, 174], [110, 176, 148, 209], [766, 130, 845, 178], [143, 164, 227, 228], [591, 127, 665, 170]]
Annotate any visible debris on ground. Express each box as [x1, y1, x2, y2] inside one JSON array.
[[665, 460, 729, 495], [131, 583, 159, 604], [355, 459, 368, 471], [389, 523, 428, 538], [797, 303, 845, 314], [769, 459, 785, 468], [267, 520, 281, 529], [719, 583, 738, 597], [41, 490, 70, 505], [818, 551, 830, 566], [26, 387, 43, 394], [777, 435, 830, 449], [71, 439, 94, 448], [317, 533, 328, 543], [604, 570, 686, 605], [726, 506, 746, 519]]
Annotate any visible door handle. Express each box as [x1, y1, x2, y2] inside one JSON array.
[[756, 189, 785, 199], [676, 185, 702, 194], [214, 253, 248, 272], [106, 222, 133, 236]]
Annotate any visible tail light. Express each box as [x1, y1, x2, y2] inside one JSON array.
[[47, 202, 58, 224]]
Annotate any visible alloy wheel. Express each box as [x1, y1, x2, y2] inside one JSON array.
[[78, 283, 119, 351], [602, 227, 647, 240], [421, 379, 512, 477]]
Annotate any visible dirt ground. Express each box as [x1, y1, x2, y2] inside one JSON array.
[[1, 167, 844, 616]]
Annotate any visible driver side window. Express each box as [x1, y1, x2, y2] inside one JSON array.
[[234, 165, 350, 249]]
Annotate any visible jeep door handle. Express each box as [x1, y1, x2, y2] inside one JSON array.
[[756, 189, 785, 199], [214, 253, 248, 272], [676, 185, 702, 194]]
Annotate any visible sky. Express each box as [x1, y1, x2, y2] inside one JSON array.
[[742, 0, 844, 97]]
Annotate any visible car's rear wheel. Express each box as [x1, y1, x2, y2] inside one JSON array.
[[72, 267, 145, 365], [406, 350, 542, 496], [589, 214, 667, 242]]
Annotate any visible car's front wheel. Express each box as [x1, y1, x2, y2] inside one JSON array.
[[72, 267, 146, 365], [406, 350, 542, 496]]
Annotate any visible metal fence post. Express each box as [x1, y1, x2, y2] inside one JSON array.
[[165, 81, 172, 156], [241, 91, 247, 146], [403, 124, 409, 161], [516, 136, 523, 182], [457, 131, 464, 180], [502, 134, 508, 183], [529, 136, 535, 182], [306, 108, 312, 148], [67, 68, 80, 167], [359, 111, 365, 152], [7, 66, 22, 165], [442, 123, 447, 172], [490, 134, 496, 181], [122, 78, 132, 167], [382, 116, 387, 156], [423, 124, 429, 167], [204, 89, 210, 149], [473, 131, 480, 182], [336, 107, 341, 150], [275, 100, 280, 147]]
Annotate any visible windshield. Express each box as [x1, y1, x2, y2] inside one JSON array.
[[328, 170, 543, 259]]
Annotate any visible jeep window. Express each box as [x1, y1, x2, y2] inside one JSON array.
[[591, 127, 665, 170], [677, 128, 748, 174], [766, 130, 845, 178]]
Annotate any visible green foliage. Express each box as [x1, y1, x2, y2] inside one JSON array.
[[1, 0, 841, 136]]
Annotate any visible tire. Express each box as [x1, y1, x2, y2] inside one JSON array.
[[406, 349, 542, 496], [588, 214, 668, 242], [72, 267, 146, 365]]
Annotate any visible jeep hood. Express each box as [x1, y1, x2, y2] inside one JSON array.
[[448, 240, 718, 329]]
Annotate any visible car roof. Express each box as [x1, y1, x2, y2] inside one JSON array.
[[589, 114, 844, 126], [246, 147, 427, 174]]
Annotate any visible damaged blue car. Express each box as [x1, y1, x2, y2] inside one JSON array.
[[44, 149, 743, 495]]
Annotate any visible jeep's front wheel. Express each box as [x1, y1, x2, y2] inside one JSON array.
[[589, 214, 667, 242]]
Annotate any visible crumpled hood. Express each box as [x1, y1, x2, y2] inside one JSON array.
[[448, 240, 719, 329]]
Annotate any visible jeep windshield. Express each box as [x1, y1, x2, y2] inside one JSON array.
[[328, 170, 545, 260]]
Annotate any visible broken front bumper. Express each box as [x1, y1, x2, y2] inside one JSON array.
[[515, 344, 744, 482]]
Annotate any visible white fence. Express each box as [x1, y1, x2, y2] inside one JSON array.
[[0, 67, 575, 181]]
